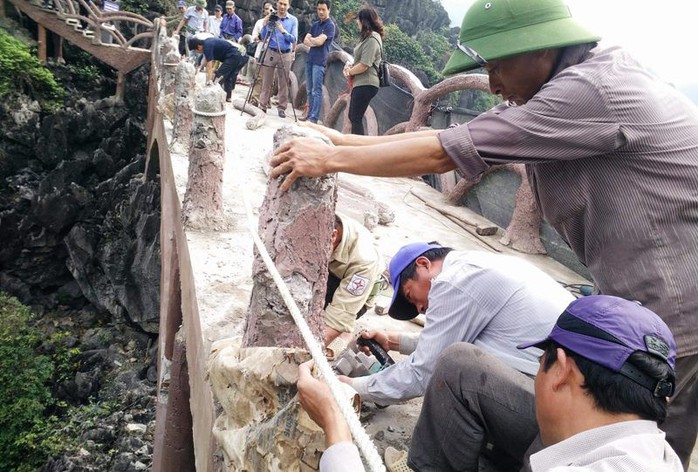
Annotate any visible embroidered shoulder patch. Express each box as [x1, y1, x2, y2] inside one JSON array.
[[345, 274, 369, 296]]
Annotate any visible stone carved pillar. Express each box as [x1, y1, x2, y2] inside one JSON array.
[[171, 61, 195, 149], [243, 126, 336, 348], [182, 85, 228, 231], [159, 36, 180, 95]]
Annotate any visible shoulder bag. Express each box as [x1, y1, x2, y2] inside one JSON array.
[[370, 35, 391, 88]]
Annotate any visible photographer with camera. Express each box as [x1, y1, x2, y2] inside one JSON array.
[[258, 0, 298, 118]]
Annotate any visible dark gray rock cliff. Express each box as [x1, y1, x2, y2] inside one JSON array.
[[0, 68, 160, 334]]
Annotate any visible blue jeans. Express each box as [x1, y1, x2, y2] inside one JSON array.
[[305, 62, 325, 123]]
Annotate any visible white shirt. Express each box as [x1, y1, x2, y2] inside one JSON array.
[[251, 18, 265, 60], [320, 442, 364, 472], [206, 15, 222, 37], [530, 420, 683, 471], [351, 251, 573, 405]]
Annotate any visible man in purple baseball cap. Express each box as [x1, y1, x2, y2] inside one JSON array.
[[342, 241, 572, 406], [299, 294, 683, 471], [404, 294, 683, 471]]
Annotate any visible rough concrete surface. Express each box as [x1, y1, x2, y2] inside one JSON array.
[[164, 78, 698, 471]]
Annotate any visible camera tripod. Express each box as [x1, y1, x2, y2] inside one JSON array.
[[242, 20, 298, 122]]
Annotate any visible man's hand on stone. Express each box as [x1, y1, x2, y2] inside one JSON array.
[[298, 121, 345, 145], [270, 137, 332, 192]]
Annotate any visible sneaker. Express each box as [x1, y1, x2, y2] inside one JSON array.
[[278, 109, 286, 118]]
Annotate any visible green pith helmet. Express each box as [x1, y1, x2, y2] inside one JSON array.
[[443, 0, 600, 76], [195, 0, 206, 8]]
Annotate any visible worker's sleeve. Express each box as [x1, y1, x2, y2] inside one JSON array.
[[319, 442, 365, 472], [325, 261, 381, 333]]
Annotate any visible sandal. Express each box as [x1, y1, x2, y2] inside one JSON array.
[[385, 447, 413, 472]]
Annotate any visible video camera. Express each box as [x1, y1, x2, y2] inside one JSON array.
[[268, 6, 279, 23]]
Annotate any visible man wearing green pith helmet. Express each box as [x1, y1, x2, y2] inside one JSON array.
[[273, 0, 698, 468]]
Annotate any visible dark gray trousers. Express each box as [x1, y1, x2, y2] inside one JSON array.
[[408, 344, 538, 472]]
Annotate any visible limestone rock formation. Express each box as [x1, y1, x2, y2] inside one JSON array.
[[0, 95, 161, 333]]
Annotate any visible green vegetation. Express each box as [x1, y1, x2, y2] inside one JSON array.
[[472, 91, 501, 113], [331, 0, 362, 46], [0, 293, 83, 471], [64, 48, 108, 84], [0, 293, 55, 471], [0, 29, 63, 111], [383, 24, 441, 85], [415, 29, 452, 75], [330, 1, 452, 86]]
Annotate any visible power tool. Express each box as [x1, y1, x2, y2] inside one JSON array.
[[332, 336, 395, 377]]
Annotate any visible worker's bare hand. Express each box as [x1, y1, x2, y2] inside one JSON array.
[[270, 137, 332, 192], [358, 329, 391, 354], [297, 361, 337, 430], [300, 121, 345, 145], [337, 374, 352, 385]]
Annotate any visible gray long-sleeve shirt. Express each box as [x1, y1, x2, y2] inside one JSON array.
[[439, 46, 698, 357], [351, 251, 573, 405]]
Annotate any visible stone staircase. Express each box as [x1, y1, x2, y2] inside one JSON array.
[[7, 0, 154, 74]]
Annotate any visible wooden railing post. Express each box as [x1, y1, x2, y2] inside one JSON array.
[[115, 70, 125, 104], [38, 24, 47, 63]]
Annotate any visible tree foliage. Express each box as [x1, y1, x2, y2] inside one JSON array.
[[0, 29, 63, 111], [329, 2, 454, 86], [383, 24, 440, 85], [331, 0, 362, 46], [0, 293, 54, 471], [415, 29, 452, 75]]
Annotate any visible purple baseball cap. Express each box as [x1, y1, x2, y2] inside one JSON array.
[[519, 295, 676, 396], [388, 242, 442, 320], [177, 0, 187, 7]]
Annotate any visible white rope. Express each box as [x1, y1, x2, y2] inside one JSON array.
[[193, 108, 227, 117], [240, 180, 386, 472]]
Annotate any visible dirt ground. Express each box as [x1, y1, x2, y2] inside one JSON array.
[[168, 79, 698, 471]]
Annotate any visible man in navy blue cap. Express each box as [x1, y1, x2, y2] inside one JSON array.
[[297, 295, 683, 471], [188, 36, 248, 102], [340, 241, 572, 406]]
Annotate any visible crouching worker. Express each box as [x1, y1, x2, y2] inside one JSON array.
[[343, 241, 572, 405], [298, 295, 683, 472], [188, 36, 248, 102], [324, 213, 384, 355]]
